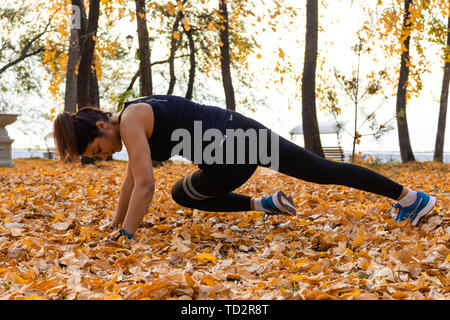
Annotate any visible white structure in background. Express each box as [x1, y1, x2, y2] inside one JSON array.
[[0, 114, 19, 167], [44, 132, 58, 159], [289, 122, 345, 162], [289, 122, 341, 137]]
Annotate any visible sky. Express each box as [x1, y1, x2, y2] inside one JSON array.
[[5, 0, 450, 155], [242, 0, 450, 154]]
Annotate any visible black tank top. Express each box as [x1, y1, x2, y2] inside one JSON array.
[[118, 95, 232, 162]]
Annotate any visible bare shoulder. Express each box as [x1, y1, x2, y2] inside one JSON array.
[[120, 102, 154, 140]]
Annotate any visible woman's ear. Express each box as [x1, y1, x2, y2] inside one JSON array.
[[96, 121, 108, 130]]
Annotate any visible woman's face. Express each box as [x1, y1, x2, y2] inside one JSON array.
[[82, 120, 122, 160]]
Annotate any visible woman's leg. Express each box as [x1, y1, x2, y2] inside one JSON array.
[[171, 163, 258, 212], [275, 135, 404, 200], [172, 110, 405, 211], [228, 111, 405, 200], [170, 110, 296, 214], [230, 110, 436, 224]]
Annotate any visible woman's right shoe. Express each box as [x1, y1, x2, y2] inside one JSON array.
[[388, 191, 437, 226]]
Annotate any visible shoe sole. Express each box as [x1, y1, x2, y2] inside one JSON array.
[[411, 196, 436, 226], [272, 191, 297, 217]]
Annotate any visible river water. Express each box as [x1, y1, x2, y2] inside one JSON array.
[[11, 149, 450, 164]]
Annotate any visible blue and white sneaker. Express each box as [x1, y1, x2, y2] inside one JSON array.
[[388, 191, 437, 226], [260, 191, 296, 230], [261, 191, 297, 217]]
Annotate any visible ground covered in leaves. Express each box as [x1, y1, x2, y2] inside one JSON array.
[[0, 159, 449, 300]]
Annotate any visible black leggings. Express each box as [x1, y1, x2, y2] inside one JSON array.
[[171, 110, 404, 212]]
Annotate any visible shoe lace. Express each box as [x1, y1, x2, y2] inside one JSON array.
[[388, 203, 402, 222], [262, 211, 281, 231]]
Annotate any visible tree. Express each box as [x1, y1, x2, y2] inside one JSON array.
[[218, 0, 236, 111], [434, 16, 450, 162], [302, 0, 324, 157], [330, 37, 394, 163], [0, 1, 56, 148], [73, 0, 102, 164], [0, 5, 51, 113], [136, 0, 153, 97], [149, 0, 258, 108], [0, 17, 49, 76], [395, 0, 415, 163], [183, 11, 195, 100], [77, 0, 100, 109], [64, 0, 82, 113], [167, 10, 183, 95], [360, 1, 441, 163], [175, 6, 196, 99]]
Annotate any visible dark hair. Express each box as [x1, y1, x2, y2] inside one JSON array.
[[53, 106, 112, 162]]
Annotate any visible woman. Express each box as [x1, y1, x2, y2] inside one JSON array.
[[53, 95, 436, 241]]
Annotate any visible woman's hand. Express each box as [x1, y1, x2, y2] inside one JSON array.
[[119, 103, 156, 236], [106, 228, 133, 242], [111, 165, 135, 228]]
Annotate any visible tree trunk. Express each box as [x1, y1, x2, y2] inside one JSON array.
[[184, 18, 195, 100], [301, 0, 324, 157], [434, 16, 450, 162], [76, 0, 101, 164], [396, 0, 415, 163], [167, 14, 182, 95], [65, 0, 82, 113], [89, 66, 100, 108], [135, 0, 153, 97], [77, 0, 100, 109], [218, 0, 236, 111]]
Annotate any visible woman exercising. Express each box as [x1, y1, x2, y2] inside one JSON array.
[[53, 95, 436, 241]]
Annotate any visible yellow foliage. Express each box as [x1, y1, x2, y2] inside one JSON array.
[[0, 159, 448, 300], [182, 17, 190, 31], [195, 253, 218, 264]]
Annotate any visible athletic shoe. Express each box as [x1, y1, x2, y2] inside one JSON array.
[[261, 190, 297, 217], [388, 191, 437, 226], [260, 191, 296, 231]]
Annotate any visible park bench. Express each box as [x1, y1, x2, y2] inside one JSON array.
[[289, 122, 346, 162], [322, 146, 345, 162], [44, 147, 59, 160]]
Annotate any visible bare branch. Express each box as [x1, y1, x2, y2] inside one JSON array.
[[0, 18, 52, 76]]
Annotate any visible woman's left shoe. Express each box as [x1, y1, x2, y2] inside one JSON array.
[[260, 191, 296, 231], [261, 190, 297, 217], [388, 191, 437, 226]]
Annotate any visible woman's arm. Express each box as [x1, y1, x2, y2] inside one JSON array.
[[118, 104, 156, 236], [121, 179, 155, 235], [111, 165, 134, 228]]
